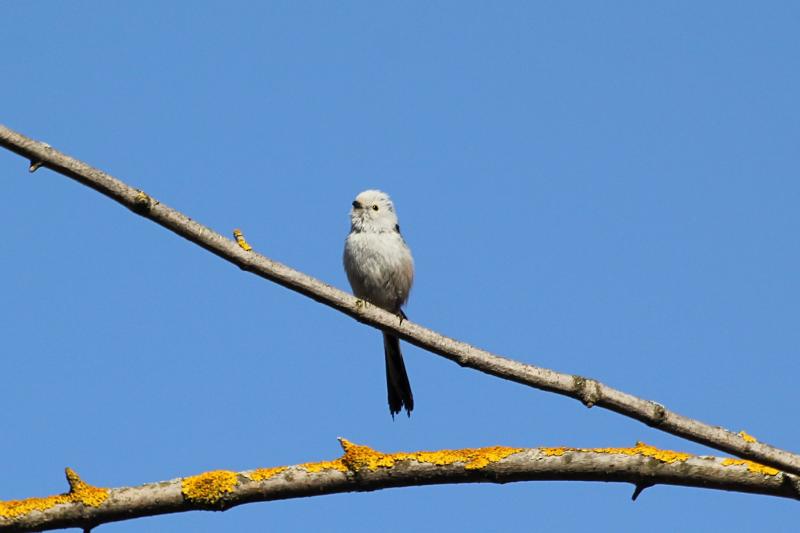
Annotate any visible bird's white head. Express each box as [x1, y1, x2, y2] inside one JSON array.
[[349, 189, 399, 233]]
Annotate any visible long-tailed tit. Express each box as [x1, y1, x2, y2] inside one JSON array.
[[343, 190, 415, 417]]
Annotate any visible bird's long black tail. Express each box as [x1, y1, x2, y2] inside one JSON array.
[[383, 333, 414, 417]]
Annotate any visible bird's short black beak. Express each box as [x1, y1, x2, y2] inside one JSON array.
[[352, 200, 362, 209]]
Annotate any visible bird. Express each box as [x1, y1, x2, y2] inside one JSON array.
[[343, 190, 415, 417]]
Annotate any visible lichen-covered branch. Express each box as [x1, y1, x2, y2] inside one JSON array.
[[1, 124, 798, 477], [0, 439, 796, 532]]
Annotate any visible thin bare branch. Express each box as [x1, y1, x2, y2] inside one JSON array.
[[0, 439, 795, 532], [0, 124, 797, 476]]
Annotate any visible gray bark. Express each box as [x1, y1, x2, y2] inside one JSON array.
[[0, 440, 796, 532]]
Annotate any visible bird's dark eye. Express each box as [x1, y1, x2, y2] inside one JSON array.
[[372, 205, 379, 211]]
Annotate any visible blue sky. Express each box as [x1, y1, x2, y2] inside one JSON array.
[[2, 2, 799, 531]]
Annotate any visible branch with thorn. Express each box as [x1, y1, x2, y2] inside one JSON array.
[[0, 440, 795, 531]]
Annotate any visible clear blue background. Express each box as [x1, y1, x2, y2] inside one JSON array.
[[2, 2, 799, 531]]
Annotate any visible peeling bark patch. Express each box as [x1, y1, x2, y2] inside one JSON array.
[[182, 470, 238, 505], [132, 190, 154, 213]]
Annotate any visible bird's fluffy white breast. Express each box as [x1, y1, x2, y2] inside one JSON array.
[[343, 230, 414, 310]]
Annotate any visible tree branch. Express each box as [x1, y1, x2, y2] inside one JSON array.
[[0, 439, 795, 532], [1, 124, 798, 476]]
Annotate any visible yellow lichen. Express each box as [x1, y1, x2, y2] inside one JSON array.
[[541, 447, 569, 457], [65, 468, 108, 507], [738, 430, 757, 443], [721, 458, 780, 476], [0, 468, 108, 519], [541, 442, 692, 464], [338, 439, 523, 471], [181, 470, 239, 505], [540, 442, 781, 476], [299, 458, 348, 473], [417, 445, 524, 470], [0, 494, 70, 519], [247, 466, 288, 481], [233, 228, 252, 252]]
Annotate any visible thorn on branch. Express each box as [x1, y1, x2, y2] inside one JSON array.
[[781, 473, 800, 498], [631, 482, 654, 501], [64, 467, 109, 507], [65, 467, 85, 492], [28, 142, 52, 172], [233, 228, 252, 251]]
